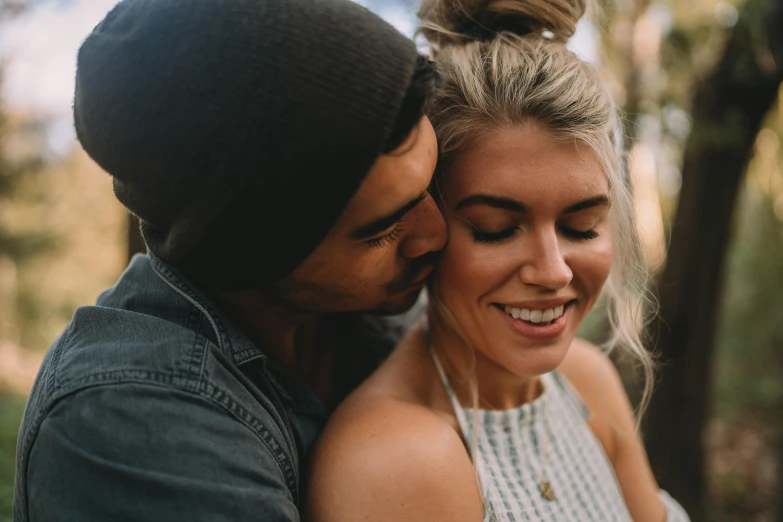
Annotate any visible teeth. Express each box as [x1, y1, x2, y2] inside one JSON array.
[[501, 304, 566, 324], [506, 305, 520, 319]]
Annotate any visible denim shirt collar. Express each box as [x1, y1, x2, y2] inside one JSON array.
[[147, 254, 264, 367], [142, 255, 314, 407], [146, 255, 333, 413]]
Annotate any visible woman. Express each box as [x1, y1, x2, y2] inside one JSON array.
[[306, 0, 690, 520]]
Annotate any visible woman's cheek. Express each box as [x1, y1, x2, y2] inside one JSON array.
[[571, 235, 614, 300], [437, 231, 492, 304], [594, 236, 614, 284], [437, 231, 476, 293]]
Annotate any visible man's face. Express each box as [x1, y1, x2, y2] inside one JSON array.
[[274, 116, 447, 314]]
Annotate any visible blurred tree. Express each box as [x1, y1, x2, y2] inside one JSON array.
[[0, 112, 49, 257], [643, 0, 783, 519], [0, 0, 54, 344], [776, 319, 783, 522], [0, 0, 27, 17], [0, 1, 49, 518]]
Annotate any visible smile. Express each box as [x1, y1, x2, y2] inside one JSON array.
[[500, 304, 565, 325], [492, 299, 576, 328], [492, 301, 574, 340]]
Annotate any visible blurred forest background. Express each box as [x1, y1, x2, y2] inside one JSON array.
[[1, 0, 782, 521]]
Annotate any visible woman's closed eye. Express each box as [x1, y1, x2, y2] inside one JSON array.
[[559, 213, 604, 241], [470, 224, 600, 243], [471, 226, 518, 243], [560, 226, 599, 241]]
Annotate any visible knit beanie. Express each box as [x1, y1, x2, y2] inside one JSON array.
[[74, 0, 419, 289]]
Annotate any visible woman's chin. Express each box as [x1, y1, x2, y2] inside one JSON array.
[[480, 337, 572, 380]]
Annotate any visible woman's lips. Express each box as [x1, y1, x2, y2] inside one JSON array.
[[493, 301, 573, 340]]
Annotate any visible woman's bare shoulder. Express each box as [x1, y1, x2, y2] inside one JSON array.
[[558, 338, 629, 410], [559, 338, 619, 386], [305, 394, 483, 522]]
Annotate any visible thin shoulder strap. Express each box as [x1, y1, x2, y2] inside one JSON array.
[[423, 321, 474, 446], [548, 370, 593, 420]]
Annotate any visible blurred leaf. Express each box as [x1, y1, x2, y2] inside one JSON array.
[[0, 228, 53, 261], [0, 393, 25, 521]]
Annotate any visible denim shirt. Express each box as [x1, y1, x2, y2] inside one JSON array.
[[14, 254, 418, 522]]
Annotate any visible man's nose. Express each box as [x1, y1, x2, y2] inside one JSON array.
[[400, 194, 447, 259]]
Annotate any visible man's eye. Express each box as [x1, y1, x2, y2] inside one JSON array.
[[471, 227, 518, 243], [368, 219, 404, 248]]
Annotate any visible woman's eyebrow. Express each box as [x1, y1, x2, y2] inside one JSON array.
[[453, 194, 611, 214], [562, 195, 611, 214], [454, 194, 529, 213]]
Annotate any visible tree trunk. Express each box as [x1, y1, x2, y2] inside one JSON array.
[[643, 1, 783, 520]]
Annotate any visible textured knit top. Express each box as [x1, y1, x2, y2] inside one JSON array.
[[430, 347, 691, 522]]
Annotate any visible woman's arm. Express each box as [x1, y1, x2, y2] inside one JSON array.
[[560, 340, 667, 522], [304, 398, 484, 522]]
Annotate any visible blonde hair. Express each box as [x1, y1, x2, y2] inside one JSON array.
[[420, 0, 655, 418]]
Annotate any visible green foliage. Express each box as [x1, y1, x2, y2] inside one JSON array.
[[716, 174, 783, 415], [0, 112, 53, 263], [0, 3, 53, 513], [0, 394, 25, 522], [0, 0, 29, 18]]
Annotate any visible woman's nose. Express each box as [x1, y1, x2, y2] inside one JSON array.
[[518, 231, 573, 290]]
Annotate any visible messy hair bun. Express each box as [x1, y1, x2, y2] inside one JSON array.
[[418, 0, 586, 48]]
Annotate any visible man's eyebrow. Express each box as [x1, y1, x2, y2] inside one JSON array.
[[454, 194, 529, 213], [563, 195, 611, 214], [351, 194, 427, 240]]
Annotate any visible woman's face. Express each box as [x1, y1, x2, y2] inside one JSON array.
[[434, 124, 613, 379]]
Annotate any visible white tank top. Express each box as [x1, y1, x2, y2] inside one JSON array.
[[429, 343, 690, 522]]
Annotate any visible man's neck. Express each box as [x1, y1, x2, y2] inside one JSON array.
[[207, 290, 335, 404]]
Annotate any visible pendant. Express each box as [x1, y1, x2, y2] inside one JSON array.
[[540, 480, 556, 502]]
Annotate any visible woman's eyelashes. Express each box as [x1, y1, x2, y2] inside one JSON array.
[[367, 219, 404, 248], [471, 227, 518, 243], [560, 226, 599, 241], [470, 224, 599, 243]]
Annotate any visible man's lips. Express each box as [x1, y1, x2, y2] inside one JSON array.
[[407, 266, 434, 288]]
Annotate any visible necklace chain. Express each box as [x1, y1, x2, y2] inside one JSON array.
[[536, 400, 556, 501], [424, 322, 556, 503]]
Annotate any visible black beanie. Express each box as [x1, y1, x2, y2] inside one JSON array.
[[74, 0, 419, 289]]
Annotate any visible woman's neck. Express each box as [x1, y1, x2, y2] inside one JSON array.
[[427, 315, 544, 411]]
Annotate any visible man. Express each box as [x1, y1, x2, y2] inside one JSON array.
[[13, 0, 446, 520]]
